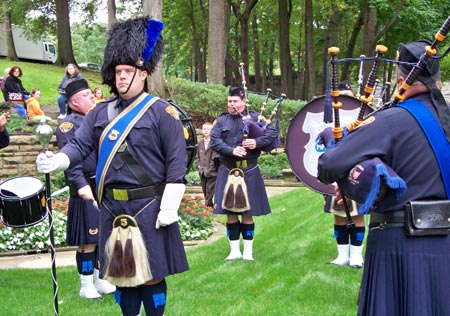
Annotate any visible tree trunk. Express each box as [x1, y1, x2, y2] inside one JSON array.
[[208, 0, 229, 85], [198, 0, 208, 82], [188, 0, 207, 82], [322, 8, 340, 95], [341, 12, 364, 83], [279, 0, 293, 98], [230, 0, 258, 90], [143, 0, 164, 97], [304, 0, 315, 100], [107, 0, 116, 28], [3, 9, 17, 61], [252, 14, 261, 91], [55, 0, 76, 65], [362, 5, 377, 82]]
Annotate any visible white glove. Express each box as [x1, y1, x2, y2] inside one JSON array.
[[77, 185, 99, 210], [77, 185, 94, 201], [156, 183, 185, 229], [36, 151, 70, 174]]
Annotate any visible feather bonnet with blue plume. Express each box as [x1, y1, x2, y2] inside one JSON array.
[[101, 16, 164, 95]]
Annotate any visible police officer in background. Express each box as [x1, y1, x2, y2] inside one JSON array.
[[36, 17, 188, 316], [318, 40, 450, 315], [55, 79, 115, 299], [211, 86, 278, 261]]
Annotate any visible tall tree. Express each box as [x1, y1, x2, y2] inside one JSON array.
[[55, 0, 76, 65], [188, 0, 207, 82], [2, 1, 17, 61], [278, 0, 293, 98], [230, 0, 258, 88], [251, 13, 261, 91], [304, 0, 315, 100], [107, 0, 116, 27], [143, 0, 164, 97], [207, 0, 229, 84]]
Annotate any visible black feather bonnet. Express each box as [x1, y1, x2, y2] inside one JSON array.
[[101, 16, 164, 95]]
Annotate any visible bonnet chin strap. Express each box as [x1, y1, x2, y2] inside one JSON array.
[[96, 93, 159, 202], [396, 98, 450, 197]]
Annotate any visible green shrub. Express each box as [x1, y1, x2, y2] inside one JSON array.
[[258, 152, 289, 178], [165, 77, 306, 141]]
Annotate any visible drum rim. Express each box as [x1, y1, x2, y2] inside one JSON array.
[[0, 175, 44, 200]]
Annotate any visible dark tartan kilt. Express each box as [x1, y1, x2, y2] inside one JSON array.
[[213, 164, 271, 216], [358, 226, 450, 316], [66, 195, 100, 246]]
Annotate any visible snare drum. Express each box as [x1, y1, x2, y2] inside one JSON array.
[[0, 176, 47, 228]]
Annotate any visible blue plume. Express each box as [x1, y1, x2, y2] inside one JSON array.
[[143, 19, 164, 62]]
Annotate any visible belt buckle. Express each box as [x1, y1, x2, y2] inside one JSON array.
[[236, 160, 247, 168], [112, 189, 129, 201]]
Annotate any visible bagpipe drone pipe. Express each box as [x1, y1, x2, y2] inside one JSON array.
[[238, 63, 285, 152]]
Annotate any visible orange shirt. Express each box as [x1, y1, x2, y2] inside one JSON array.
[[26, 97, 45, 120]]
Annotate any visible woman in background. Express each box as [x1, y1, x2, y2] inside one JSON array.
[[56, 63, 84, 119]]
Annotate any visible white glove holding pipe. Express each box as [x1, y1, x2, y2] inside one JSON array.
[[35, 151, 70, 174], [156, 183, 185, 229]]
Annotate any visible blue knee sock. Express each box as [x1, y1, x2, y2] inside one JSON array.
[[226, 221, 241, 240], [141, 280, 167, 316], [334, 225, 350, 245], [76, 251, 95, 275], [115, 286, 141, 316]]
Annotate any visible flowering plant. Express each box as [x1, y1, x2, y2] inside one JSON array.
[[0, 211, 67, 252], [0, 195, 216, 252], [178, 195, 215, 241]]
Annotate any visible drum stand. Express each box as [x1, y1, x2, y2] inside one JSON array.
[[35, 119, 59, 316]]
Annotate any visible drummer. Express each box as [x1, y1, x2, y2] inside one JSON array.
[[55, 79, 116, 299]]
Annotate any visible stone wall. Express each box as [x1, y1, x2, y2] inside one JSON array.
[[0, 136, 58, 178]]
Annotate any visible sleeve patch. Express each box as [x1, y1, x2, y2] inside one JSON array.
[[58, 122, 74, 133], [166, 105, 180, 120]]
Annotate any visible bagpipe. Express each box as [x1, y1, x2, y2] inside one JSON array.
[[237, 62, 285, 152], [286, 14, 450, 216]]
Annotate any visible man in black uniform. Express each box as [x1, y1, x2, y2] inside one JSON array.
[[317, 40, 450, 315], [56, 79, 116, 299], [36, 17, 188, 316], [211, 86, 278, 261]]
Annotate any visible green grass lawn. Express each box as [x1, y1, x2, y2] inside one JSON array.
[[0, 188, 364, 315]]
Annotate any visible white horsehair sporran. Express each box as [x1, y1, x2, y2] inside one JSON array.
[[222, 167, 250, 212]]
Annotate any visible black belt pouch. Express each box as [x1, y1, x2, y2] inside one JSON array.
[[405, 200, 450, 236]]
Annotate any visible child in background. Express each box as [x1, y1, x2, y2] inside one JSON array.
[[26, 88, 45, 120], [93, 87, 105, 104]]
